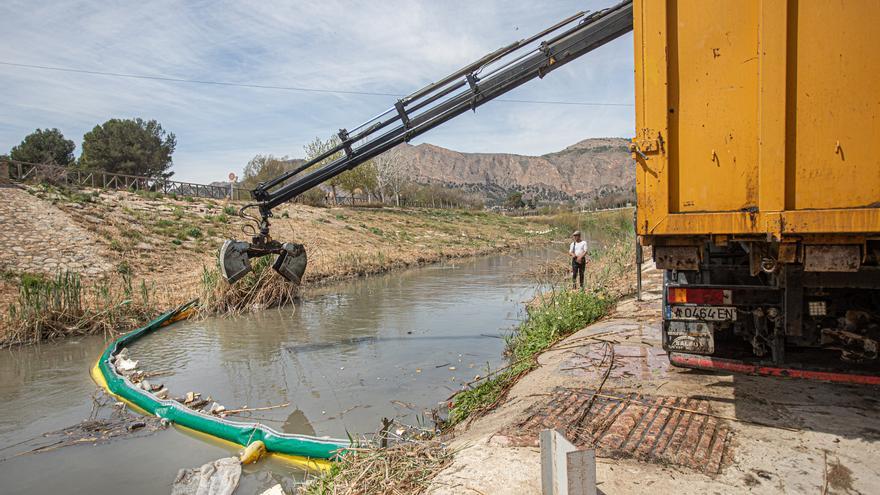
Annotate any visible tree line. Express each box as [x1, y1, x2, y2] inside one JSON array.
[[5, 124, 504, 210], [4, 119, 176, 179], [240, 135, 483, 209]]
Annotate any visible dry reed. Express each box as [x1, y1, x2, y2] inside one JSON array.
[[302, 441, 453, 495], [1, 270, 157, 347], [197, 256, 299, 317]]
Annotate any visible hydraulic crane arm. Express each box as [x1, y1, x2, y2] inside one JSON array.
[[220, 1, 634, 284]]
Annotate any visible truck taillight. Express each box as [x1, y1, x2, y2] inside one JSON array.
[[667, 288, 731, 305]]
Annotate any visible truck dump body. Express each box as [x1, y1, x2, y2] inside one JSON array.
[[632, 0, 880, 374], [634, 0, 880, 239]]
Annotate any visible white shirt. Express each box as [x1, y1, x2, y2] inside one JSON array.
[[570, 240, 588, 258]]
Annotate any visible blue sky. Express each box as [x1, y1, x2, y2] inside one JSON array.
[[0, 1, 634, 183]]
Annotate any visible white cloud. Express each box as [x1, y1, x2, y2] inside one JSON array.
[[0, 0, 633, 182]]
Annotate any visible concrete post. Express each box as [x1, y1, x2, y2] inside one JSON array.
[[540, 429, 597, 495]]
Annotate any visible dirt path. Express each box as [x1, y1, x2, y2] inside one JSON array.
[[429, 264, 879, 494]]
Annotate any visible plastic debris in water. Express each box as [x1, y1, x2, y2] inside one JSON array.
[[115, 357, 138, 372]]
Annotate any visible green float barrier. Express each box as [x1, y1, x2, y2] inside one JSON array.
[[92, 299, 350, 463]]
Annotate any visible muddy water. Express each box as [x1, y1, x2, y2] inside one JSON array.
[[0, 246, 569, 494]]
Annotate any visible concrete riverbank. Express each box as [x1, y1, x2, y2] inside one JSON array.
[[428, 264, 880, 494]]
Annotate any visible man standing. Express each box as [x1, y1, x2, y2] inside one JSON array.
[[569, 230, 588, 289]]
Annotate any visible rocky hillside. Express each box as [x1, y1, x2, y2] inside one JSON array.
[[394, 137, 633, 202]]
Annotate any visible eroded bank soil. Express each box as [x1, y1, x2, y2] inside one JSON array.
[[430, 264, 879, 494], [1, 184, 553, 327]]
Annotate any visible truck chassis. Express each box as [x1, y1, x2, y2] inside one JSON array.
[[659, 239, 880, 383]]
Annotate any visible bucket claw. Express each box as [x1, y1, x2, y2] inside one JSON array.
[[219, 239, 308, 284], [219, 240, 253, 283], [272, 243, 308, 284]]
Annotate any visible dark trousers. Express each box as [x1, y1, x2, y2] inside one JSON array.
[[571, 258, 585, 288]]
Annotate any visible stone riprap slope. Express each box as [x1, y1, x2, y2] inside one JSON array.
[[0, 184, 113, 278]]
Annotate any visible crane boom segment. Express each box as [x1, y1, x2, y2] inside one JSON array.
[[254, 1, 633, 210], [220, 1, 633, 284]]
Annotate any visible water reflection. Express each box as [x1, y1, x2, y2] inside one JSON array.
[[282, 409, 316, 436]]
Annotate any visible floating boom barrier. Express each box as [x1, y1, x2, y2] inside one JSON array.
[[91, 300, 349, 469]]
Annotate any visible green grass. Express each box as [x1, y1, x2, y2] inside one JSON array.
[[119, 228, 143, 241], [135, 190, 163, 200], [507, 290, 612, 363], [67, 191, 96, 203], [447, 289, 613, 426], [544, 208, 633, 237]]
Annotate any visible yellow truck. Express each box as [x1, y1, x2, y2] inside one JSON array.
[[633, 0, 880, 380]]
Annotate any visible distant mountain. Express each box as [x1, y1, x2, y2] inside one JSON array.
[[393, 137, 634, 203], [221, 138, 634, 205]]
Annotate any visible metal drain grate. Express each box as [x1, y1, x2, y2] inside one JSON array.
[[502, 388, 730, 474]]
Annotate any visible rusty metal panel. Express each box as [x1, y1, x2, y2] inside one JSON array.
[[803, 245, 861, 272], [654, 246, 700, 270], [667, 0, 760, 213], [634, 0, 880, 239], [785, 1, 880, 210], [634, 0, 670, 237]]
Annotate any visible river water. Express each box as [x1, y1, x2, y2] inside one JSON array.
[[0, 246, 565, 494]]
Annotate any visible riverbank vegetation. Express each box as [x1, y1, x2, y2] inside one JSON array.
[[447, 288, 614, 426], [303, 442, 453, 495], [0, 185, 577, 346], [0, 269, 158, 348], [197, 256, 298, 317]]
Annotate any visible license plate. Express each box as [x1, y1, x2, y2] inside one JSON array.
[[668, 305, 737, 321]]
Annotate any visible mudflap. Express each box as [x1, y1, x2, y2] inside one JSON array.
[[668, 352, 880, 385], [666, 321, 715, 354]]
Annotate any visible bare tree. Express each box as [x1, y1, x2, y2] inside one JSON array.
[[303, 136, 342, 204], [374, 146, 407, 206]]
